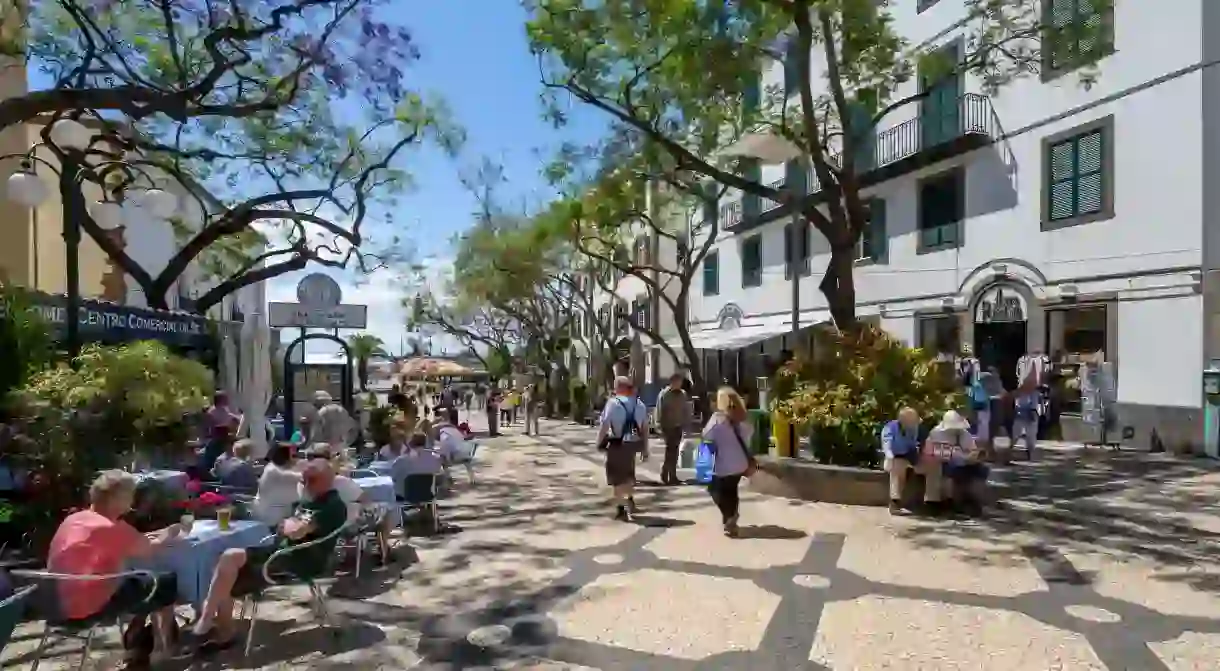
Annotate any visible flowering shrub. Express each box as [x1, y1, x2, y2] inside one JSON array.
[[773, 324, 964, 468]]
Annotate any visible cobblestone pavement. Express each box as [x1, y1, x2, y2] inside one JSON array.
[[5, 414, 1220, 670]]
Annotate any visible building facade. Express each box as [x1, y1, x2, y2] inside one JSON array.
[[682, 0, 1217, 451]]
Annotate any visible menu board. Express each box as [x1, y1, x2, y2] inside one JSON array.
[[1080, 363, 1116, 428]]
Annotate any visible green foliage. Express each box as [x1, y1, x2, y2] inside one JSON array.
[[367, 405, 396, 447], [347, 333, 388, 390], [775, 324, 963, 468], [0, 287, 56, 406], [18, 340, 213, 446]]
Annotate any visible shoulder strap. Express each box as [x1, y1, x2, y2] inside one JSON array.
[[616, 398, 639, 439], [728, 420, 752, 461]]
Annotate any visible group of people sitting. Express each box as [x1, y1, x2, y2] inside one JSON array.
[[375, 408, 472, 493], [43, 456, 353, 663], [881, 407, 990, 516]]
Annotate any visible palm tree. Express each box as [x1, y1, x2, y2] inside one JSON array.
[[346, 333, 388, 390]]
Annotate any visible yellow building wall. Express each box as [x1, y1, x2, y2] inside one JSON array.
[[0, 50, 33, 287]]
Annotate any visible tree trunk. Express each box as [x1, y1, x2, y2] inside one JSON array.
[[357, 357, 368, 391], [819, 246, 858, 330]]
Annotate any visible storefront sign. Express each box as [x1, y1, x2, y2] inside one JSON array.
[[717, 303, 745, 330], [3, 293, 211, 346], [974, 285, 1027, 324]]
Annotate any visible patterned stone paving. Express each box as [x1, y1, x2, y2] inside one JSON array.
[[4, 414, 1220, 670]]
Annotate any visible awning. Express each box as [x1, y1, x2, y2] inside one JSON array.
[[686, 319, 792, 351]]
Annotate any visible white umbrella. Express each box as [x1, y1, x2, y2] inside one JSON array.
[[237, 312, 273, 459], [220, 334, 239, 399]]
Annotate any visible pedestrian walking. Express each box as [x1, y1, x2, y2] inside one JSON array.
[[523, 383, 542, 436], [655, 373, 690, 485], [596, 376, 649, 521], [701, 387, 757, 537]]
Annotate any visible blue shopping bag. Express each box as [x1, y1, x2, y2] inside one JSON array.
[[694, 441, 715, 484]]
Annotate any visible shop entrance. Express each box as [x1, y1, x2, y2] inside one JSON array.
[[975, 322, 1026, 390], [973, 283, 1029, 390]]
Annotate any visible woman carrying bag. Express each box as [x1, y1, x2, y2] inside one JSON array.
[[701, 387, 757, 537]]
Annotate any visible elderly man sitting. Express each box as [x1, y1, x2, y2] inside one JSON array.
[[927, 410, 990, 516], [881, 407, 944, 515], [190, 459, 349, 651]]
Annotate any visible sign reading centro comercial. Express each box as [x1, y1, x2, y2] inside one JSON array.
[[9, 294, 211, 346]]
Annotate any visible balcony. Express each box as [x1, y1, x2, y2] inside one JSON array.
[[719, 93, 998, 232]]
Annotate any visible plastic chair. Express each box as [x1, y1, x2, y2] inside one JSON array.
[[11, 569, 161, 671], [397, 473, 440, 536], [0, 584, 36, 655], [239, 522, 351, 657]]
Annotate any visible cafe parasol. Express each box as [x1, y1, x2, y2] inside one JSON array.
[[399, 357, 476, 379]]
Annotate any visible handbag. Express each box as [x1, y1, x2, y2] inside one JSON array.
[[729, 421, 758, 477]]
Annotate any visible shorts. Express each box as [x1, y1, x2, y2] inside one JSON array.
[[232, 546, 279, 596], [97, 572, 178, 617], [604, 443, 638, 486]]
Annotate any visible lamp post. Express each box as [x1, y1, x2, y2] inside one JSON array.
[[4, 117, 178, 361], [719, 132, 807, 339]]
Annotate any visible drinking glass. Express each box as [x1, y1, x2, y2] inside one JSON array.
[[216, 506, 233, 531]]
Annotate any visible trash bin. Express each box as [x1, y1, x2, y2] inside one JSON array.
[[772, 411, 794, 458]]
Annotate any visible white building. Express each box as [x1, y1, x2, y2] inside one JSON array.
[[678, 0, 1215, 451]]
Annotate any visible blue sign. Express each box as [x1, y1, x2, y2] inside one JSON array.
[[22, 294, 212, 347]]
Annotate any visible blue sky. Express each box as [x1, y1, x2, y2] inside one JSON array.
[[31, 0, 606, 359]]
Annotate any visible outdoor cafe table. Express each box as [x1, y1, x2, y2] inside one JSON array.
[[136, 519, 271, 607], [134, 469, 189, 492], [367, 461, 394, 477]]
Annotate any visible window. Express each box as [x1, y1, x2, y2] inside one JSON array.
[[917, 314, 960, 356], [631, 299, 649, 331], [635, 236, 650, 265], [702, 251, 720, 296], [784, 159, 806, 196], [1047, 305, 1109, 413], [784, 221, 811, 278], [783, 36, 801, 96], [676, 231, 690, 265], [742, 73, 761, 120], [741, 160, 761, 223], [856, 197, 887, 264], [1042, 116, 1113, 230], [741, 235, 762, 287], [1043, 0, 1113, 79], [917, 169, 963, 253]]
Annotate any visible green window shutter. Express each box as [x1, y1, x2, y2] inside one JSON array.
[[848, 96, 876, 172], [869, 198, 888, 262], [784, 37, 800, 95], [785, 158, 807, 196], [741, 236, 761, 287], [1049, 129, 1104, 220], [742, 159, 761, 221], [742, 73, 761, 119], [703, 252, 719, 296], [701, 183, 718, 227], [783, 222, 794, 279]]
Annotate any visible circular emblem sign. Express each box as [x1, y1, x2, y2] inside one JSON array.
[[296, 273, 342, 308]]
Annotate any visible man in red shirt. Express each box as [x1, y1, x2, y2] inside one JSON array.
[[47, 471, 184, 661]]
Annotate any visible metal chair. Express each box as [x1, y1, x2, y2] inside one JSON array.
[[0, 584, 37, 656], [239, 522, 351, 657], [446, 442, 479, 486], [11, 569, 161, 671], [397, 473, 440, 536], [347, 469, 379, 480], [338, 505, 389, 578]]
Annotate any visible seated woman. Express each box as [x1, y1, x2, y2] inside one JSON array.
[[377, 419, 410, 461], [191, 459, 350, 651], [254, 442, 302, 527], [47, 471, 184, 662], [926, 410, 990, 516]]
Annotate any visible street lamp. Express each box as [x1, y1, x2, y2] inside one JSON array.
[[4, 116, 178, 361], [720, 131, 806, 337]]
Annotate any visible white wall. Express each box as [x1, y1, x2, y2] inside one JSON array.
[[1115, 294, 1203, 409], [689, 0, 1206, 329]]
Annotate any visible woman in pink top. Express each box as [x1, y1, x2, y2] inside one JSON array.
[[47, 471, 184, 661]]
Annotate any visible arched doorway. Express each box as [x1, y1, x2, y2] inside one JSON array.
[[281, 333, 354, 438], [972, 282, 1029, 390]]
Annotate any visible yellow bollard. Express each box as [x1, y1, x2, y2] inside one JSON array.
[[771, 411, 793, 458]]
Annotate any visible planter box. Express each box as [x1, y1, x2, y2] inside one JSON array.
[[748, 455, 889, 507]]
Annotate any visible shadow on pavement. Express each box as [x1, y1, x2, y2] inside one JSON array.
[[733, 524, 807, 540]]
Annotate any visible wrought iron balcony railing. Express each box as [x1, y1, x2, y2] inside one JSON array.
[[711, 93, 997, 231]]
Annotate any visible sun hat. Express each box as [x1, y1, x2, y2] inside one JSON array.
[[938, 410, 971, 431]]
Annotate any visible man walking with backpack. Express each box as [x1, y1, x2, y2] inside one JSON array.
[[596, 376, 649, 521], [655, 374, 690, 485]]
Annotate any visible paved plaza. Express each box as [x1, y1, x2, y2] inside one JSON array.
[[5, 415, 1220, 670]]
